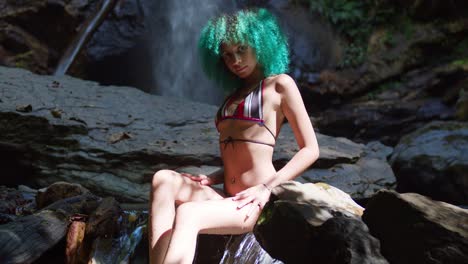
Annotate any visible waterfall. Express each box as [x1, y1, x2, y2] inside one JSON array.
[[88, 210, 147, 263], [220, 233, 283, 264], [54, 0, 118, 76], [148, 1, 236, 105]]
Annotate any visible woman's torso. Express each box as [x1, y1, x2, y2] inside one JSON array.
[[216, 76, 284, 196]]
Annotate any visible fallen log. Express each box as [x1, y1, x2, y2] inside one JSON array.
[[0, 194, 100, 264]]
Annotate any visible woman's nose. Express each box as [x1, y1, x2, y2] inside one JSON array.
[[232, 53, 242, 65]]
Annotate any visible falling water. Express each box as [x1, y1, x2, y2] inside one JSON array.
[[220, 233, 283, 264], [88, 210, 147, 263], [54, 0, 118, 76], [148, 1, 236, 105]]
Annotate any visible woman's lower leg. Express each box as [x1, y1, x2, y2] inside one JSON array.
[[163, 203, 200, 264], [149, 171, 177, 264]]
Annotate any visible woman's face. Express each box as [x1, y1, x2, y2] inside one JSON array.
[[220, 43, 258, 79]]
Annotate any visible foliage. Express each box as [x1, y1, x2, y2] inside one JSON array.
[[14, 51, 34, 68], [452, 59, 468, 70], [454, 38, 468, 58], [302, 0, 401, 68], [400, 16, 415, 40]]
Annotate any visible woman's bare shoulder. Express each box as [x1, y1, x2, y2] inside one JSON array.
[[265, 73, 296, 94]]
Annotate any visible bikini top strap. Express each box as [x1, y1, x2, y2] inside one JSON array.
[[260, 122, 276, 140]]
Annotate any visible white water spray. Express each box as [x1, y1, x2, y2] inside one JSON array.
[[149, 1, 236, 105]]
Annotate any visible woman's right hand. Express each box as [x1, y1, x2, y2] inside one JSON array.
[[180, 173, 214, 186]]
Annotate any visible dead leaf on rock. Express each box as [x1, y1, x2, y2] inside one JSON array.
[[108, 132, 132, 144], [51, 108, 62, 118], [16, 104, 32, 112], [49, 80, 61, 88]]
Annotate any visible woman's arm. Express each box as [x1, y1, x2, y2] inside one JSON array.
[[263, 74, 319, 189]]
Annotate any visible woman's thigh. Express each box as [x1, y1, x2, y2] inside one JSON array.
[[177, 198, 262, 235], [154, 169, 225, 204]]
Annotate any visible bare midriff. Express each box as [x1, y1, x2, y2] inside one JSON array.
[[218, 119, 278, 196]]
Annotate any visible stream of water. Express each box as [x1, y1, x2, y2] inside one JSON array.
[[220, 233, 283, 264], [89, 210, 281, 264]]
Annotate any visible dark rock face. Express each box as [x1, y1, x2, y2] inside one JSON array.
[[314, 62, 466, 146], [0, 0, 101, 74], [390, 121, 468, 205], [254, 201, 312, 263], [307, 216, 388, 264], [395, 0, 468, 20], [456, 87, 468, 121], [363, 190, 468, 264], [303, 6, 468, 145], [86, 0, 147, 62], [0, 0, 146, 79]]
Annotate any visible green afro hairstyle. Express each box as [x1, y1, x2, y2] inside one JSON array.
[[198, 8, 290, 91]]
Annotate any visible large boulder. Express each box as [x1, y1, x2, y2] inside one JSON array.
[[254, 181, 388, 264], [363, 190, 468, 264], [390, 121, 468, 205]]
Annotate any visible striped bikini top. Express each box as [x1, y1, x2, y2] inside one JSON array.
[[215, 80, 276, 147]]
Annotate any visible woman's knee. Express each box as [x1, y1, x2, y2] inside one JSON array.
[[151, 169, 178, 190]]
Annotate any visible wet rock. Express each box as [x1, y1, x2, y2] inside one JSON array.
[[220, 233, 279, 264]]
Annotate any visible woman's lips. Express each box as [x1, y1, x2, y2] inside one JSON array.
[[236, 66, 248, 73]]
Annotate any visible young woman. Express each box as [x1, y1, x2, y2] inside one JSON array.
[[149, 8, 319, 264]]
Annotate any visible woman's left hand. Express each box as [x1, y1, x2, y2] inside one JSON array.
[[232, 184, 272, 218]]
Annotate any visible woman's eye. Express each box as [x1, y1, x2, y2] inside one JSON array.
[[222, 53, 233, 61], [238, 46, 247, 53]]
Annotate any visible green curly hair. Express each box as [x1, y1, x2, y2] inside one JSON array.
[[198, 8, 290, 91]]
